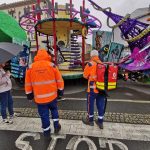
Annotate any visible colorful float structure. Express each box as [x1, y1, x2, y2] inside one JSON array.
[[19, 0, 102, 79], [88, 0, 150, 71]]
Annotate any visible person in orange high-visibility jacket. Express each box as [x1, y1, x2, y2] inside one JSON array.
[[82, 49, 105, 129], [25, 49, 64, 136]]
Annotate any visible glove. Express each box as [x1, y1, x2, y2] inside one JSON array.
[[57, 89, 64, 98], [26, 92, 34, 100]]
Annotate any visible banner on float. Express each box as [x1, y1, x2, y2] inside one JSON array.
[[92, 30, 112, 50], [107, 42, 124, 63]]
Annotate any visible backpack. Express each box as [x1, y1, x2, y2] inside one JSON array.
[[96, 64, 118, 91]]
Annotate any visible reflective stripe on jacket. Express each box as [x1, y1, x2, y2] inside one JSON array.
[[83, 56, 102, 93], [25, 50, 64, 104]]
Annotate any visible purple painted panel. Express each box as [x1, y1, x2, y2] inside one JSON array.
[[120, 46, 150, 71]]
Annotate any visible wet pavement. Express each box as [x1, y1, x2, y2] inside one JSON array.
[[0, 117, 150, 150], [0, 79, 150, 150], [0, 130, 150, 150]]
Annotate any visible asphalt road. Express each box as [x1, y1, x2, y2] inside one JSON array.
[[0, 131, 150, 150], [12, 79, 150, 114]]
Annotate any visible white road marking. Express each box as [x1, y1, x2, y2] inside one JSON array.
[[47, 135, 66, 150], [13, 96, 26, 99], [0, 117, 150, 141], [16, 133, 128, 150], [124, 93, 133, 96], [13, 96, 150, 104], [108, 140, 128, 150], [124, 86, 150, 95], [15, 133, 40, 150], [107, 99, 150, 104], [72, 136, 97, 150], [99, 138, 128, 150]]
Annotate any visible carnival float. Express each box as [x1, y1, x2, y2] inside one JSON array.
[[17, 0, 150, 83], [19, 0, 102, 79], [88, 0, 150, 72]]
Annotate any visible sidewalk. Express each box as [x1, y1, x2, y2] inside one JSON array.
[[0, 117, 150, 141]]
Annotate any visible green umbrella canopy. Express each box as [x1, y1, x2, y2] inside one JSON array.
[[0, 11, 27, 43]]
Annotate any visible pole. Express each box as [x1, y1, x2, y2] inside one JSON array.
[[32, 5, 36, 24], [52, 0, 57, 65], [37, 0, 41, 21], [82, 0, 85, 70], [46, 35, 49, 49], [70, 0, 72, 27], [35, 30, 39, 51]]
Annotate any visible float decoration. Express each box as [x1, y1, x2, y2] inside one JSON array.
[[88, 0, 150, 52], [19, 0, 102, 79], [88, 0, 150, 71]]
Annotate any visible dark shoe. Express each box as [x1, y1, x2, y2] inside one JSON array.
[[95, 120, 103, 129], [41, 134, 51, 142], [3, 119, 9, 124], [82, 117, 94, 126], [54, 123, 61, 134], [44, 129, 51, 137]]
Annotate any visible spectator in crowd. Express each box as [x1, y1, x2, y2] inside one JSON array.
[[0, 63, 14, 124]]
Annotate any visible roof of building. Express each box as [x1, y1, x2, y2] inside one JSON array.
[[0, 0, 43, 10]]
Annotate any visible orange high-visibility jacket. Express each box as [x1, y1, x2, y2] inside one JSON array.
[[25, 49, 64, 104], [83, 56, 102, 93]]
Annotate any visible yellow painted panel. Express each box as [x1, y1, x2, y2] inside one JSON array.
[[57, 5, 70, 18], [56, 27, 69, 46]]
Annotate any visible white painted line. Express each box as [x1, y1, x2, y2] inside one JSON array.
[[63, 98, 150, 104], [12, 96, 150, 104], [64, 98, 86, 100], [0, 117, 150, 141], [124, 86, 150, 95], [13, 96, 26, 99], [107, 99, 150, 104], [125, 92, 133, 96]]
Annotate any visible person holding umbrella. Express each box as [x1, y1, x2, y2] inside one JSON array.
[[0, 42, 24, 124], [0, 63, 14, 124]]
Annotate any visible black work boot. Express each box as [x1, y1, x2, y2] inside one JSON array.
[[43, 129, 51, 137], [54, 123, 61, 134], [95, 120, 104, 129], [82, 116, 94, 126]]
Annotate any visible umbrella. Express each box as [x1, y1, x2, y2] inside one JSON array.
[[0, 11, 26, 44], [0, 42, 23, 64]]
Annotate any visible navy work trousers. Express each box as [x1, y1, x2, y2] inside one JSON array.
[[87, 91, 105, 123], [37, 99, 59, 136]]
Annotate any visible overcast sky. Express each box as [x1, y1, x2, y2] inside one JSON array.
[[0, 0, 150, 44]]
